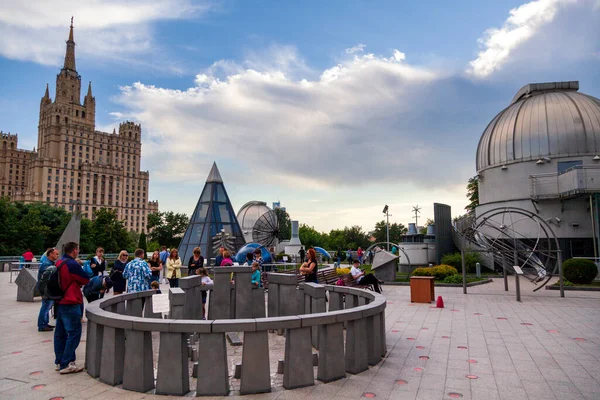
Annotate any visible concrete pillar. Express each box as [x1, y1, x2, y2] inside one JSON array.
[[317, 322, 346, 382], [295, 285, 305, 315], [240, 331, 271, 394], [345, 318, 369, 374], [304, 283, 326, 349], [252, 287, 266, 318], [196, 333, 229, 396], [367, 314, 382, 366], [85, 320, 103, 378], [328, 291, 343, 311], [127, 298, 143, 317], [99, 326, 125, 385], [235, 270, 253, 319], [283, 327, 314, 389], [180, 276, 202, 319], [268, 273, 298, 316], [267, 282, 279, 317], [380, 311, 387, 357], [358, 296, 367, 306], [212, 269, 232, 319], [169, 288, 185, 319], [115, 301, 126, 315], [345, 293, 358, 309], [122, 330, 154, 392], [156, 332, 189, 395]]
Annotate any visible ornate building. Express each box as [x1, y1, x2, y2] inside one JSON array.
[[0, 20, 158, 232]]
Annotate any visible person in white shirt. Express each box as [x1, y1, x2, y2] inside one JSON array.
[[196, 267, 213, 319], [350, 260, 382, 293]]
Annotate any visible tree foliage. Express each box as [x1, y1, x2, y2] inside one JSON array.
[[274, 208, 291, 241], [419, 218, 434, 234], [465, 175, 479, 212], [372, 220, 407, 244], [138, 232, 147, 251], [92, 208, 133, 253], [147, 211, 189, 249]]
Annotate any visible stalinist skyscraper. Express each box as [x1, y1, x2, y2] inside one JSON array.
[[0, 19, 158, 232]]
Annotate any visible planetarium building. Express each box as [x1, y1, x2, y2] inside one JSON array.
[[475, 81, 600, 259]]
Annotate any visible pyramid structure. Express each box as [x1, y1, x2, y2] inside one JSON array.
[[178, 162, 246, 265]]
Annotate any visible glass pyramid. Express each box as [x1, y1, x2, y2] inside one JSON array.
[[178, 162, 246, 265]]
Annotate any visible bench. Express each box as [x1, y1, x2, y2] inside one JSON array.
[[318, 267, 339, 285], [342, 273, 374, 291]]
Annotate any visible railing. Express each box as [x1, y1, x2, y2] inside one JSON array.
[[530, 165, 600, 199], [85, 267, 386, 396]]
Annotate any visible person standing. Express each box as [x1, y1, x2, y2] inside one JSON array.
[[298, 246, 306, 264], [166, 249, 182, 288], [187, 247, 204, 276], [159, 246, 169, 283], [37, 247, 59, 332], [346, 249, 353, 265], [22, 248, 34, 262], [350, 260, 381, 293], [123, 249, 152, 293], [368, 249, 374, 264], [89, 247, 106, 276], [111, 250, 128, 295], [54, 241, 89, 374], [299, 248, 318, 283], [357, 247, 364, 265], [336, 248, 342, 267], [148, 250, 163, 283]]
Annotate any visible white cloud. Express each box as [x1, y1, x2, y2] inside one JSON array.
[[345, 44, 366, 54], [467, 0, 575, 78], [0, 0, 210, 70]]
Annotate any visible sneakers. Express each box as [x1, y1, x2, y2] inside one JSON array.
[[59, 362, 84, 374], [55, 364, 60, 371], [38, 326, 54, 332]]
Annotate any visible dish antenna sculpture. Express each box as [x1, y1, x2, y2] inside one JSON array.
[[252, 210, 282, 248], [412, 205, 421, 227]]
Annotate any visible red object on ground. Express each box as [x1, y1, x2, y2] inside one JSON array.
[[436, 296, 444, 308]]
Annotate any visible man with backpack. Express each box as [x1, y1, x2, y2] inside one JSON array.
[[53, 242, 89, 374], [37, 247, 59, 332]]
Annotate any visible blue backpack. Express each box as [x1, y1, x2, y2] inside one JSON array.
[[83, 259, 94, 277]]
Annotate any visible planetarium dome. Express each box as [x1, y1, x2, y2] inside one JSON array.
[[236, 201, 271, 243], [476, 81, 600, 172]]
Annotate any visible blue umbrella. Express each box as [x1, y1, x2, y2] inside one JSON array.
[[313, 247, 331, 259], [235, 243, 272, 264]]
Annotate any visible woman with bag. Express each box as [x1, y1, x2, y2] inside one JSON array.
[[187, 247, 204, 276], [90, 247, 106, 276], [299, 248, 318, 283], [111, 250, 128, 295], [166, 248, 182, 288]]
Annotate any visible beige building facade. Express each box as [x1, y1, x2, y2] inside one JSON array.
[[0, 21, 158, 232]]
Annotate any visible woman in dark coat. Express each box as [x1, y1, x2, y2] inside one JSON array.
[[111, 250, 128, 295]]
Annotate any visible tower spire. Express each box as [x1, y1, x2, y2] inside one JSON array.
[[86, 81, 92, 97], [44, 83, 50, 99], [63, 17, 76, 71]]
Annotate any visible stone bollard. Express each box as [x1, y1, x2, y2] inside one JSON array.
[[85, 320, 104, 378], [317, 322, 346, 382], [366, 312, 382, 366], [240, 331, 271, 394], [211, 267, 235, 319], [192, 362, 198, 378], [122, 330, 154, 392], [268, 273, 298, 316], [142, 294, 162, 318], [191, 348, 199, 361], [345, 317, 369, 374], [277, 359, 284, 374], [313, 353, 319, 366], [180, 275, 202, 319], [234, 363, 242, 379], [126, 298, 143, 317], [267, 279, 279, 318], [232, 267, 253, 319], [196, 332, 229, 396], [99, 326, 125, 385], [328, 291, 343, 311], [169, 288, 185, 319], [155, 331, 189, 395], [283, 327, 313, 389], [303, 283, 326, 349], [252, 286, 266, 318]]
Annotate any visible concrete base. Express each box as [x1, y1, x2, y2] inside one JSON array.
[[240, 331, 271, 394], [122, 330, 154, 392], [283, 327, 314, 389], [99, 326, 125, 386], [196, 333, 229, 396], [156, 332, 189, 396], [317, 323, 346, 382]]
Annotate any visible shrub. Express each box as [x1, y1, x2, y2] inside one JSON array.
[[563, 258, 598, 284], [412, 265, 458, 280], [441, 252, 480, 273], [336, 267, 350, 275], [275, 252, 291, 262], [443, 275, 464, 284]]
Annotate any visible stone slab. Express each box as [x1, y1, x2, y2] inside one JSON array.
[[283, 327, 314, 389], [196, 333, 229, 396], [240, 331, 271, 394]]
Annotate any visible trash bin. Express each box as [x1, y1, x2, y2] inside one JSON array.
[[410, 276, 435, 303]]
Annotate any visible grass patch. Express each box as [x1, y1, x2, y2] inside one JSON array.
[[551, 280, 600, 288]]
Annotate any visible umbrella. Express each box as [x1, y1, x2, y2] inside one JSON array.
[[313, 247, 331, 259]]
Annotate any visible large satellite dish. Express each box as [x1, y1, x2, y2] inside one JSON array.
[[252, 210, 282, 247]]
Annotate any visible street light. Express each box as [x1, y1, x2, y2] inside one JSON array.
[[383, 205, 390, 251]]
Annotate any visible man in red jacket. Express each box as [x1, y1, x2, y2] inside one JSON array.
[[54, 242, 89, 374]]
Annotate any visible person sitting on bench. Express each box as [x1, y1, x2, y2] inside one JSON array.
[[350, 260, 382, 293]]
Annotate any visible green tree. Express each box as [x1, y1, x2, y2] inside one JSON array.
[[372, 220, 407, 244], [299, 224, 324, 248], [0, 197, 19, 254], [466, 175, 479, 212], [138, 232, 147, 251], [274, 208, 291, 241], [147, 211, 189, 248], [419, 218, 434, 234], [79, 218, 95, 254], [92, 208, 132, 253], [342, 225, 370, 249]]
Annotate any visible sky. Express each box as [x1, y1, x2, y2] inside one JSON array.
[[0, 0, 599, 233]]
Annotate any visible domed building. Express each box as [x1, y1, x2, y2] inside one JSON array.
[[475, 81, 600, 259], [236, 201, 272, 243]]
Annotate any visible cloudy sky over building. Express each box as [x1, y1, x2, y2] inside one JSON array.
[[0, 0, 599, 233]]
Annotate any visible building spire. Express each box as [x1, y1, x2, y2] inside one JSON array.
[[44, 83, 50, 99], [63, 17, 76, 71], [86, 81, 92, 97]]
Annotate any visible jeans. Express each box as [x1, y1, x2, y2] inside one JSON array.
[[37, 299, 54, 330], [169, 278, 179, 288], [54, 304, 83, 369]]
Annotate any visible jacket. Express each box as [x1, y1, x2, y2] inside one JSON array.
[[166, 257, 182, 279], [83, 276, 104, 297], [57, 254, 90, 305]]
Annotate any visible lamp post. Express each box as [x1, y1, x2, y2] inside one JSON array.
[[383, 205, 390, 251]]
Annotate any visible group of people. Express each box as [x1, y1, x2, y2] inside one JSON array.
[[335, 247, 373, 265]]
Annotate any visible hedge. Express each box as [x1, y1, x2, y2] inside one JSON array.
[[563, 258, 598, 284], [412, 264, 458, 280]]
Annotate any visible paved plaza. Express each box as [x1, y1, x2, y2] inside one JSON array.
[[1, 272, 599, 400]]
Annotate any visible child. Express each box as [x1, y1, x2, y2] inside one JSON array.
[[196, 268, 213, 319], [251, 262, 262, 288], [150, 280, 161, 294]]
